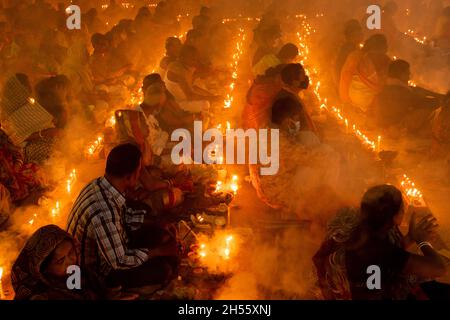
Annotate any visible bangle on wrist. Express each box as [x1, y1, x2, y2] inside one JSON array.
[[418, 241, 433, 250], [164, 179, 172, 188]]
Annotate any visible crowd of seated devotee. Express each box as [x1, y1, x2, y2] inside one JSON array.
[[0, 0, 236, 300], [0, 0, 449, 301]]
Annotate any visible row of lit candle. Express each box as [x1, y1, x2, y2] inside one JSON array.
[[27, 168, 76, 227], [215, 174, 239, 195], [198, 234, 234, 260], [224, 27, 246, 109], [404, 29, 427, 45], [400, 174, 425, 206], [193, 21, 249, 268], [295, 17, 381, 154], [222, 17, 260, 23], [296, 15, 426, 206]]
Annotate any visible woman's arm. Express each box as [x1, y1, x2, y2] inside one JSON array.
[[403, 212, 447, 279], [403, 246, 447, 279]]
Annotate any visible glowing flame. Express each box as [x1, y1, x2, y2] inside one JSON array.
[[199, 243, 207, 258], [28, 213, 37, 225], [400, 174, 424, 205], [230, 175, 239, 194], [106, 114, 116, 128], [215, 181, 223, 193], [86, 136, 103, 158]]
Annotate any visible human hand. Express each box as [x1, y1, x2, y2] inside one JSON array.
[[408, 211, 439, 243], [172, 171, 193, 191]]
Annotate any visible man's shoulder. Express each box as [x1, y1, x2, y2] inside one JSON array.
[[72, 178, 106, 208]]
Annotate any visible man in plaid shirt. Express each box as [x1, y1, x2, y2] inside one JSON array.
[[67, 143, 178, 294]]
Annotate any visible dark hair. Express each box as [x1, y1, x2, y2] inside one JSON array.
[[361, 184, 403, 233], [179, 45, 199, 62], [388, 59, 410, 79], [271, 96, 301, 125], [363, 34, 388, 52], [142, 73, 163, 92], [137, 6, 151, 17], [192, 14, 210, 30], [281, 63, 305, 85], [186, 29, 204, 43], [264, 63, 286, 78], [200, 6, 210, 16], [16, 73, 32, 94], [106, 143, 142, 178], [118, 19, 134, 31], [35, 75, 71, 128], [91, 33, 108, 47], [277, 43, 299, 61], [166, 36, 181, 48], [344, 19, 362, 37]]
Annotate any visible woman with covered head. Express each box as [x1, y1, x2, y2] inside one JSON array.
[[314, 184, 448, 300], [164, 44, 218, 115], [250, 74, 340, 219], [339, 34, 391, 113], [11, 225, 95, 300]]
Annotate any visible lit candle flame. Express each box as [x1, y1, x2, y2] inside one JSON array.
[[215, 181, 223, 193]]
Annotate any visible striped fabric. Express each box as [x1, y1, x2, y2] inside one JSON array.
[[1, 76, 54, 145], [66, 177, 149, 280]]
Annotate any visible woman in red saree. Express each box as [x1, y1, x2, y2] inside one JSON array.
[[0, 129, 43, 203], [242, 66, 284, 130]]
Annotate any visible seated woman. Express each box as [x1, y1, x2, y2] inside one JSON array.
[[164, 45, 218, 115], [242, 65, 284, 130], [157, 37, 182, 79], [334, 19, 364, 85], [35, 75, 71, 129], [89, 33, 131, 85], [250, 68, 340, 219], [140, 73, 194, 134], [313, 185, 448, 300], [251, 23, 282, 67], [339, 34, 391, 113], [114, 109, 192, 215], [252, 43, 298, 77], [11, 225, 95, 300], [0, 128, 44, 207]]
